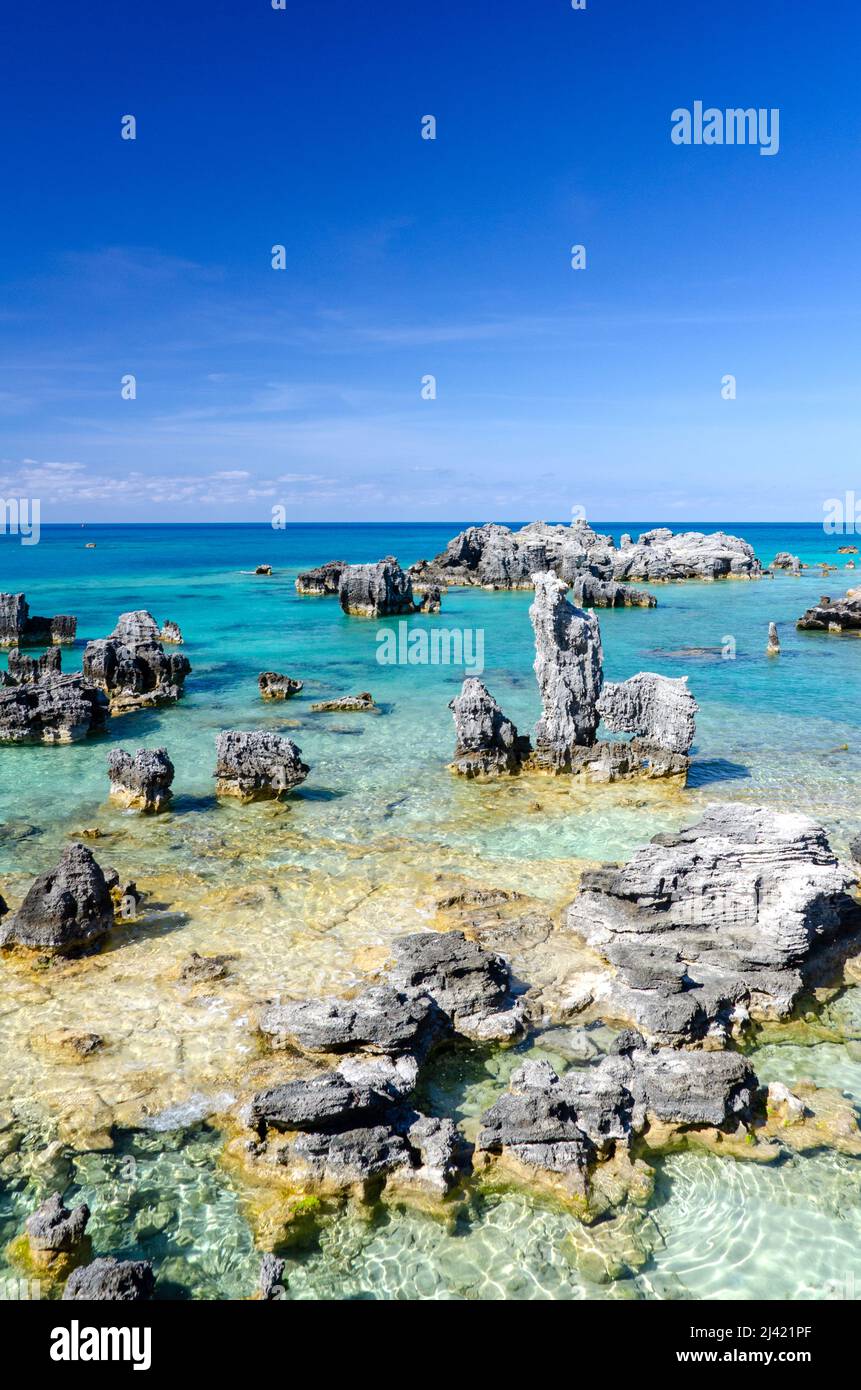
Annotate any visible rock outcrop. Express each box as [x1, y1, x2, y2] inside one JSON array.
[[767, 622, 780, 655], [63, 1257, 154, 1301], [107, 747, 175, 812], [159, 620, 183, 644], [529, 572, 604, 769], [797, 589, 861, 632], [6, 647, 62, 684], [311, 692, 376, 712], [214, 730, 309, 801], [26, 1193, 90, 1263], [772, 552, 802, 573], [83, 612, 191, 712], [0, 843, 116, 955], [258, 672, 303, 700], [0, 593, 77, 648], [0, 675, 108, 744], [596, 672, 698, 775], [409, 521, 760, 590], [566, 805, 860, 1044], [448, 677, 531, 776], [571, 575, 657, 609], [338, 557, 415, 617], [295, 561, 347, 595]]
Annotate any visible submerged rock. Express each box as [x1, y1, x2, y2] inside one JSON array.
[[0, 843, 116, 955], [311, 692, 376, 712], [797, 589, 861, 632], [214, 730, 309, 801], [338, 557, 415, 617], [83, 611, 191, 713], [0, 674, 108, 744], [529, 572, 603, 770], [63, 1256, 155, 1301], [107, 747, 174, 812], [295, 560, 347, 595], [596, 672, 698, 756], [26, 1192, 90, 1258], [448, 677, 531, 776], [566, 804, 860, 1044], [258, 672, 303, 700], [0, 592, 77, 648]]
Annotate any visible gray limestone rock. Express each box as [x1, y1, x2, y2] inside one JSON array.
[[529, 571, 604, 769], [83, 612, 191, 712], [63, 1257, 154, 1301], [448, 677, 531, 776], [0, 843, 115, 954], [258, 672, 303, 700], [0, 592, 77, 648], [0, 674, 107, 744], [214, 730, 309, 801], [797, 589, 861, 632], [597, 672, 698, 756], [295, 560, 347, 595], [107, 747, 175, 812], [338, 557, 415, 616]]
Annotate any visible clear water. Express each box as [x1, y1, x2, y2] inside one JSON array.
[[0, 520, 859, 1299]]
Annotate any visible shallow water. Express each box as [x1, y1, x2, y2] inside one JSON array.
[[0, 520, 859, 1299]]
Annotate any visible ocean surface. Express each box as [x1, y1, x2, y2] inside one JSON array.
[[0, 520, 859, 1300]]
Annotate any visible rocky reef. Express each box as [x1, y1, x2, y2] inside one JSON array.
[[410, 520, 760, 591], [0, 843, 116, 955], [83, 611, 191, 713], [797, 588, 861, 632], [338, 557, 416, 617], [214, 730, 309, 801], [0, 592, 77, 648], [448, 677, 531, 776], [295, 560, 347, 595], [566, 804, 860, 1045], [107, 747, 175, 812], [258, 672, 303, 700]]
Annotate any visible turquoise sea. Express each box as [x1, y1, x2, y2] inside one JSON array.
[[0, 520, 859, 1300]]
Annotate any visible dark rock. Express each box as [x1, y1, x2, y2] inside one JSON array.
[[389, 930, 524, 1041], [26, 1192, 90, 1254], [0, 674, 108, 744], [772, 552, 802, 573], [180, 951, 233, 983], [107, 747, 174, 812], [261, 986, 449, 1060], [214, 730, 309, 801], [418, 584, 442, 613], [797, 589, 861, 632], [567, 804, 860, 1044], [259, 1253, 287, 1300], [338, 557, 415, 617], [0, 593, 77, 648], [63, 1257, 154, 1301], [295, 560, 347, 595], [851, 835, 861, 866], [159, 620, 184, 644], [448, 677, 531, 776], [258, 672, 303, 700], [7, 647, 62, 684], [0, 843, 115, 954], [254, 564, 272, 576], [572, 575, 656, 609], [83, 611, 191, 712], [249, 1074, 393, 1135]]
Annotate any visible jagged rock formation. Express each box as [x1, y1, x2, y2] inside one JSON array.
[[409, 520, 760, 590], [596, 672, 698, 775], [797, 589, 861, 632], [214, 730, 309, 801], [259, 1254, 287, 1300], [566, 804, 860, 1045], [311, 692, 376, 712], [0, 593, 77, 648], [83, 611, 191, 712], [159, 620, 183, 644], [448, 677, 531, 776], [63, 1257, 154, 1301], [767, 622, 781, 655], [295, 560, 347, 595], [417, 584, 442, 613], [0, 843, 115, 954], [0, 675, 108, 744], [476, 1045, 757, 1203], [338, 557, 415, 616], [107, 747, 175, 812], [258, 672, 303, 700], [571, 575, 657, 609], [772, 552, 802, 573], [6, 647, 62, 684], [26, 1193, 90, 1260], [254, 564, 272, 576], [529, 572, 604, 769]]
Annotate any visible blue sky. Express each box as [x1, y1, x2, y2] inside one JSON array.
[[0, 0, 858, 522]]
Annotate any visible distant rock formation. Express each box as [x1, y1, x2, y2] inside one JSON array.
[[529, 572, 604, 769], [0, 593, 77, 648], [214, 730, 309, 801], [63, 1257, 154, 1301], [797, 589, 861, 632], [6, 647, 62, 684], [258, 672, 303, 700], [448, 677, 531, 776], [338, 557, 415, 617], [566, 804, 860, 1045], [295, 560, 347, 595], [767, 622, 780, 655], [417, 584, 442, 613], [159, 620, 184, 645], [0, 843, 115, 955], [409, 520, 760, 591], [108, 747, 175, 812], [772, 552, 802, 573], [571, 575, 656, 609], [0, 674, 108, 744], [83, 611, 191, 712]]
